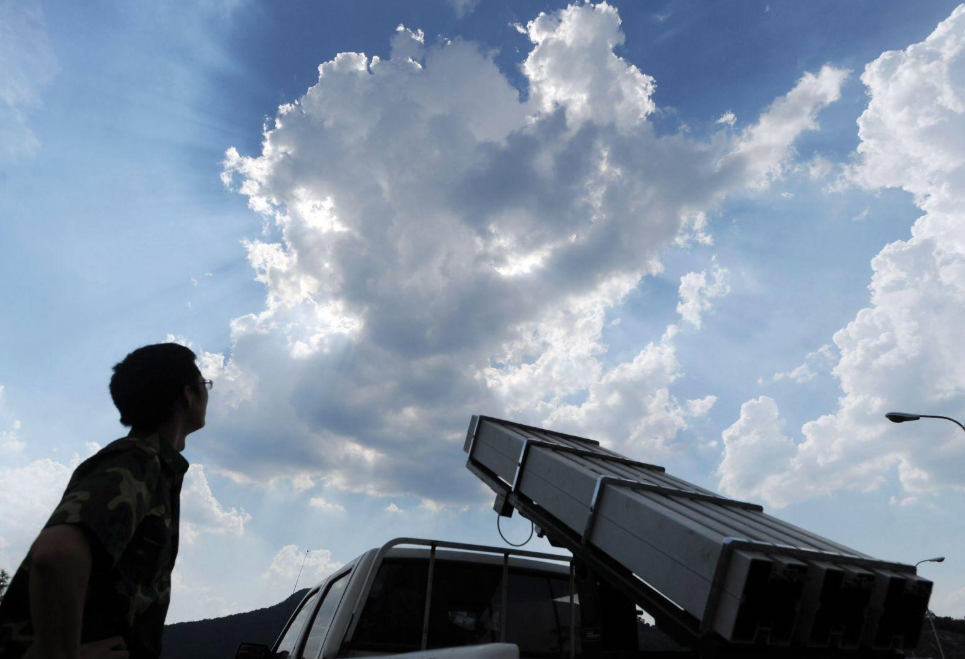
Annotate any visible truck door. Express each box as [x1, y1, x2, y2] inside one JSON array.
[[273, 589, 321, 659], [299, 573, 351, 659]]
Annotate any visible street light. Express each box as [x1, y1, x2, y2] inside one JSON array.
[[909, 556, 948, 659], [915, 556, 945, 568], [926, 610, 946, 659], [885, 412, 965, 433], [885, 416, 956, 659]]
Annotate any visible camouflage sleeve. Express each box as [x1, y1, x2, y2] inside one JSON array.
[[44, 447, 162, 565]]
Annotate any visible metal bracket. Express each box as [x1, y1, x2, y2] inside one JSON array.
[[464, 414, 481, 455], [493, 492, 514, 517]]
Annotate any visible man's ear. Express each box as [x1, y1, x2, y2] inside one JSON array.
[[180, 384, 196, 409]]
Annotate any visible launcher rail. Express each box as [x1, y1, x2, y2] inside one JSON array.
[[463, 415, 931, 658]]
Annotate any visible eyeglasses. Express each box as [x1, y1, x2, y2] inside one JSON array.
[[199, 379, 214, 391]]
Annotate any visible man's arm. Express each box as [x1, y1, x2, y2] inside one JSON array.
[[27, 525, 92, 659]]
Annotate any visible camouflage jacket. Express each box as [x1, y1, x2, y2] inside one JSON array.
[[0, 433, 189, 659]]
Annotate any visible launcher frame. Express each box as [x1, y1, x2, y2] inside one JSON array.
[[464, 415, 927, 659]]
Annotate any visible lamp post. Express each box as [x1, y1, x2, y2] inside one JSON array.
[[885, 412, 965, 434], [908, 555, 947, 659], [886, 414, 957, 659], [925, 610, 946, 659], [915, 556, 945, 568]]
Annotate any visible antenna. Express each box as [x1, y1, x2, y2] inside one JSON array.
[[292, 549, 310, 594]]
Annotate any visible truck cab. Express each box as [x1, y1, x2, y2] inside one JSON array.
[[238, 538, 668, 659]]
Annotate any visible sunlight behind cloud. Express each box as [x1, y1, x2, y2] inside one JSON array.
[[216, 2, 847, 503]]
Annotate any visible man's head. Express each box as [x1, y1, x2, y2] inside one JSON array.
[[110, 343, 208, 435]]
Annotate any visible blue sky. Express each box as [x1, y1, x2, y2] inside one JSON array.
[[3, 0, 965, 623]]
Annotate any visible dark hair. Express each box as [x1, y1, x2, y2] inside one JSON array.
[[110, 343, 201, 431]]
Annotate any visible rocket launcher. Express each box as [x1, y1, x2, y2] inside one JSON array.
[[463, 415, 932, 655]]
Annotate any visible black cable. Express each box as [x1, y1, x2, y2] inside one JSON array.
[[496, 512, 534, 547]]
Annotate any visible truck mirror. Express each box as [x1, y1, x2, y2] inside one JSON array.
[[236, 642, 271, 659]]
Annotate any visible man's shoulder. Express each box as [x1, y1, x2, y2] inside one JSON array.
[[74, 436, 163, 479], [99, 436, 160, 457]]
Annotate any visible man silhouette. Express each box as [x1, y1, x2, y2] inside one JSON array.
[[0, 343, 210, 659]]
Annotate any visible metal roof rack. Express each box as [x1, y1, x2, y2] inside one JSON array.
[[342, 538, 576, 656], [464, 415, 932, 657]]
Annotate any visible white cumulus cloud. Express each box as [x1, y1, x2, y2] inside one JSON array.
[[263, 545, 343, 584], [522, 3, 656, 131], [291, 474, 316, 492], [716, 111, 736, 126], [215, 2, 846, 502], [676, 260, 730, 329], [309, 496, 346, 513], [0, 458, 72, 568], [717, 397, 797, 506], [761, 344, 836, 385], [728, 65, 849, 188], [719, 6, 965, 506], [686, 395, 718, 418], [805, 154, 834, 181], [180, 464, 251, 543]]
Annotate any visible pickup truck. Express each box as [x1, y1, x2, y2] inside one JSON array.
[[235, 537, 675, 659], [237, 415, 931, 659]]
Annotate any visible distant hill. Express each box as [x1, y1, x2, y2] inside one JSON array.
[[916, 617, 965, 659], [161, 592, 964, 659], [161, 589, 309, 659], [160, 590, 680, 658]]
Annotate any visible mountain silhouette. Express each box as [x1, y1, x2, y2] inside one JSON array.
[[161, 589, 308, 659]]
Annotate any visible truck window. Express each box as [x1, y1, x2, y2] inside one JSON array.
[[424, 561, 503, 649], [504, 571, 579, 658], [274, 590, 321, 659], [350, 558, 579, 658], [301, 573, 349, 659], [352, 558, 429, 652]]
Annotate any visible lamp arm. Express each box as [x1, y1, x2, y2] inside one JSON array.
[[919, 415, 965, 434]]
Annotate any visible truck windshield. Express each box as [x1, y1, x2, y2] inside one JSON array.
[[350, 558, 579, 658]]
